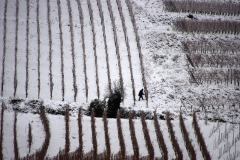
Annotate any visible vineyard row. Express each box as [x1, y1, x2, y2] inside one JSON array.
[[116, 0, 136, 103], [182, 40, 240, 54], [0, 103, 215, 159], [125, 0, 149, 104], [188, 53, 240, 68], [75, 0, 88, 101], [182, 95, 240, 115], [174, 19, 240, 34], [96, 0, 112, 95], [163, 0, 240, 15], [106, 0, 124, 101], [87, 0, 100, 100], [190, 68, 240, 86], [0, 0, 147, 104]]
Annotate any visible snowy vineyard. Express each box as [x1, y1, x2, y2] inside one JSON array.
[[1, 103, 240, 159], [0, 0, 147, 106]]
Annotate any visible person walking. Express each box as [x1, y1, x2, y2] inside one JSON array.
[[138, 89, 144, 101]]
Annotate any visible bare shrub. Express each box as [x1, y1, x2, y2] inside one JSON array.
[[89, 99, 106, 117], [106, 81, 125, 118]]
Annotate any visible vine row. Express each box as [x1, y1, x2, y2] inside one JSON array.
[[179, 112, 196, 160], [0, 103, 4, 159], [166, 112, 183, 159], [1, 0, 8, 97], [47, 0, 53, 100], [14, 0, 19, 97], [37, 0, 41, 99], [153, 111, 168, 160], [67, 0, 78, 102], [125, 0, 148, 104], [192, 112, 211, 160], [87, 0, 100, 99], [106, 0, 124, 95], [75, 0, 88, 102], [141, 112, 154, 159], [163, 0, 240, 16], [117, 110, 126, 159], [25, 0, 30, 98], [175, 19, 240, 34], [56, 0, 65, 101], [96, 0, 112, 94], [128, 111, 139, 159], [116, 0, 136, 103], [14, 112, 19, 159]]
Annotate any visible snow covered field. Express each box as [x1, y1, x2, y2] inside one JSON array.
[[0, 0, 240, 159]]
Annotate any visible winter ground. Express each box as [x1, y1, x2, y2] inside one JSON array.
[[0, 0, 240, 159]]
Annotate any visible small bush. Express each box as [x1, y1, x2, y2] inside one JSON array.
[[88, 99, 106, 117]]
